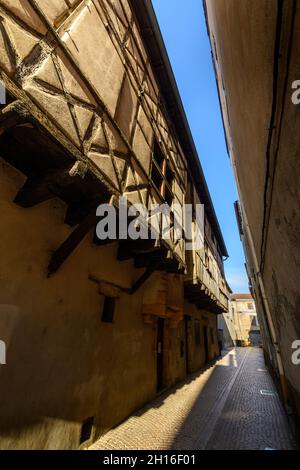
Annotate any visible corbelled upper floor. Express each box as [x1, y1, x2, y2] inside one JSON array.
[[0, 0, 229, 312]]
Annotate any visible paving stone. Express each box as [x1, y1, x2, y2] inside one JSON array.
[[90, 348, 296, 450]]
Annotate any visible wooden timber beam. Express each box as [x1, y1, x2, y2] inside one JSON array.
[[14, 163, 93, 209], [14, 169, 74, 208], [48, 209, 99, 277], [161, 258, 185, 275], [130, 260, 162, 294], [65, 199, 99, 227], [0, 100, 31, 137], [0, 112, 21, 137], [117, 238, 159, 261], [134, 245, 168, 269], [185, 284, 224, 313], [14, 173, 58, 208]]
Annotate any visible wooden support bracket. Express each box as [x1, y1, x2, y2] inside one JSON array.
[[48, 210, 98, 277], [0, 100, 31, 137], [14, 169, 74, 208], [130, 260, 162, 294]]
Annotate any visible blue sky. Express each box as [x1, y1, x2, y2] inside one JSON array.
[[152, 0, 249, 293]]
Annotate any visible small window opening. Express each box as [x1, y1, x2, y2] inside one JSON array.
[[151, 163, 163, 191], [165, 164, 174, 187], [153, 141, 164, 169], [101, 297, 116, 323], [80, 416, 94, 445], [165, 186, 173, 206]]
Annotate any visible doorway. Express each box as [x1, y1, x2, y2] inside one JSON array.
[[203, 326, 209, 364], [156, 317, 164, 392]]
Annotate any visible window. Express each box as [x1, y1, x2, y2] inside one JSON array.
[[80, 417, 94, 444], [194, 319, 201, 346], [153, 140, 164, 169], [101, 297, 116, 323], [151, 163, 163, 191], [165, 185, 173, 206], [248, 303, 254, 310], [165, 163, 174, 186], [151, 140, 175, 205]]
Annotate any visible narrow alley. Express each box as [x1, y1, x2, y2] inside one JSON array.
[[90, 348, 295, 450], [1, 0, 300, 456]]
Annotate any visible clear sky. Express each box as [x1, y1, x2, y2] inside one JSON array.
[[152, 0, 249, 293]]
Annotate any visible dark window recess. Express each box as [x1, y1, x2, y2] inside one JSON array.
[[151, 163, 163, 191], [153, 141, 164, 169], [165, 186, 173, 206], [194, 320, 201, 346], [101, 297, 116, 323], [165, 164, 174, 186], [80, 416, 94, 444], [151, 140, 175, 205]]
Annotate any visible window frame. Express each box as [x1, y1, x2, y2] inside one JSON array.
[[151, 140, 175, 204]]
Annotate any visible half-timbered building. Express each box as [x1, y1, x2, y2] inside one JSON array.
[[0, 0, 228, 448]]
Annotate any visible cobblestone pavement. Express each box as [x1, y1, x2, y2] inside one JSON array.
[[90, 348, 296, 450]]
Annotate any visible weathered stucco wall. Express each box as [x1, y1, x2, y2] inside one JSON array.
[[168, 321, 187, 386], [205, 0, 300, 427], [184, 302, 219, 372], [0, 159, 221, 449], [204, 0, 276, 260], [218, 309, 236, 349], [0, 0, 228, 449], [0, 159, 157, 449], [230, 299, 259, 345]]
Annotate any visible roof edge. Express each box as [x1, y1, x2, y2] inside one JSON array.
[[129, 0, 228, 257]]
